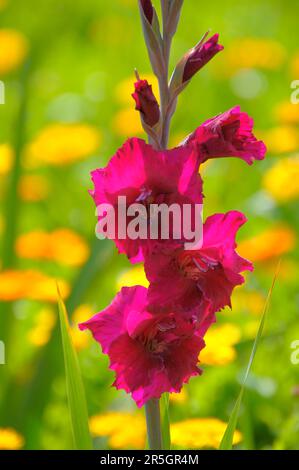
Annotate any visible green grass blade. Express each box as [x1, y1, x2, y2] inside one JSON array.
[[161, 393, 171, 450], [219, 261, 280, 450], [57, 284, 93, 450]]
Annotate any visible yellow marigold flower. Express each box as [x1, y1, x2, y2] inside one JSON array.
[[89, 412, 146, 449], [16, 229, 89, 267], [90, 413, 241, 450], [27, 308, 56, 347], [115, 74, 159, 106], [112, 108, 144, 137], [0, 29, 28, 76], [275, 102, 299, 125], [260, 126, 299, 155], [238, 226, 296, 262], [24, 124, 101, 167], [0, 270, 69, 302], [171, 418, 242, 449], [263, 156, 299, 203], [0, 428, 24, 450], [200, 324, 241, 366], [116, 265, 149, 290], [71, 304, 93, 350], [18, 174, 50, 201], [0, 143, 14, 176], [214, 38, 286, 78]]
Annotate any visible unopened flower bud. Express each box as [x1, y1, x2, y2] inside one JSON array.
[[140, 0, 154, 24], [183, 34, 224, 82], [132, 79, 160, 127]]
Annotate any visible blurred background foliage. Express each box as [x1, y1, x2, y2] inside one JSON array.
[[0, 0, 299, 450]]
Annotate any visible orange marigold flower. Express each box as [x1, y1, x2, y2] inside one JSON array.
[[18, 174, 50, 201], [0, 270, 69, 302], [16, 229, 89, 267], [238, 226, 296, 262]]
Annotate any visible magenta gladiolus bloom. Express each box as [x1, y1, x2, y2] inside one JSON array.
[[145, 211, 253, 315], [90, 137, 203, 263], [184, 106, 266, 165], [79, 286, 205, 407], [183, 34, 224, 82]]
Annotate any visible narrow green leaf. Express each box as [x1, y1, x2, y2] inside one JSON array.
[[57, 284, 93, 450], [219, 261, 280, 450], [161, 393, 171, 450]]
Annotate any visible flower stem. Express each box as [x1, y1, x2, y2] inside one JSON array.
[[145, 399, 163, 450]]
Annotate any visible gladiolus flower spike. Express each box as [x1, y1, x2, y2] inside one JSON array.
[[80, 2, 266, 450]]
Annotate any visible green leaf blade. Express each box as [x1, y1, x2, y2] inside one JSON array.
[[57, 284, 93, 450], [219, 261, 280, 450]]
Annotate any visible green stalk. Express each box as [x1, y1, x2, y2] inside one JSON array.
[[145, 399, 163, 450]]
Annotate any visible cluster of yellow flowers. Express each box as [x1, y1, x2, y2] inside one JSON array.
[[89, 412, 242, 449]]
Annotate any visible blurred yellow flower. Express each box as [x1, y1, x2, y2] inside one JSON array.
[[112, 108, 144, 137], [115, 74, 159, 106], [18, 174, 50, 201], [170, 388, 188, 404], [71, 304, 93, 350], [89, 412, 146, 449], [0, 428, 24, 450], [90, 412, 242, 450], [0, 29, 28, 75], [232, 288, 265, 316], [275, 102, 299, 125], [25, 124, 101, 167], [27, 308, 56, 347], [214, 38, 286, 77], [238, 226, 296, 262], [171, 418, 242, 449], [200, 324, 241, 366], [16, 229, 89, 267], [116, 265, 149, 290], [263, 156, 299, 203], [260, 126, 299, 155], [0, 270, 69, 302], [0, 143, 14, 176]]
